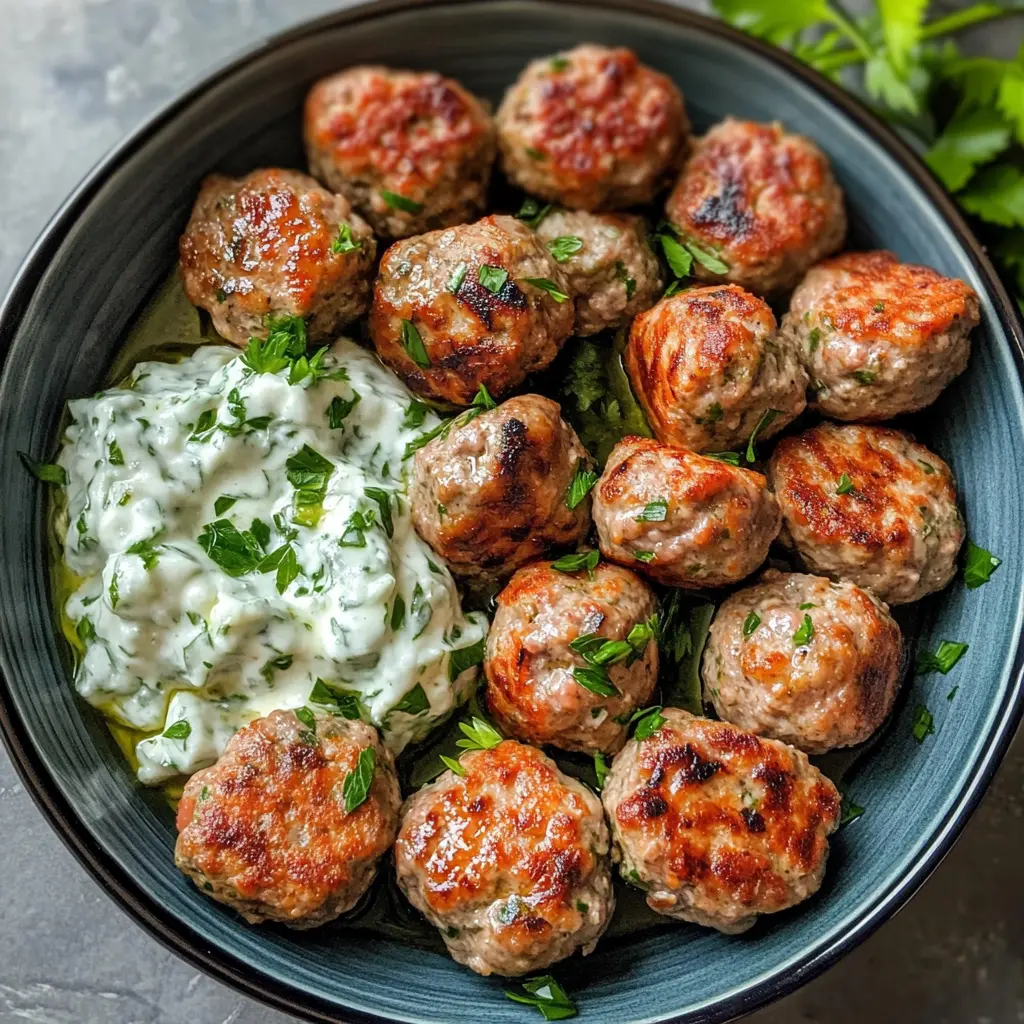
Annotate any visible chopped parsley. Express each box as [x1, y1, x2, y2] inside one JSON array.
[[456, 716, 503, 751], [440, 754, 466, 776], [565, 465, 597, 509], [839, 795, 865, 827], [742, 611, 761, 638], [551, 549, 600, 575], [327, 392, 361, 429], [163, 720, 191, 742], [836, 472, 854, 495], [546, 235, 584, 263], [636, 498, 668, 522], [746, 408, 781, 463], [852, 369, 877, 385], [912, 704, 935, 743], [286, 444, 335, 524], [400, 319, 431, 368], [615, 260, 636, 299], [214, 495, 237, 516], [393, 683, 430, 716], [447, 262, 467, 294], [572, 665, 619, 697], [707, 451, 742, 465], [522, 277, 569, 302], [478, 265, 509, 293], [342, 746, 377, 813], [632, 550, 656, 563], [198, 519, 264, 576], [593, 752, 610, 790], [658, 233, 693, 277], [379, 190, 424, 214], [19, 452, 67, 485], [448, 637, 486, 681], [963, 541, 1001, 589], [108, 440, 125, 466], [504, 975, 577, 1021], [364, 487, 394, 538], [126, 538, 160, 571], [517, 197, 552, 229], [915, 640, 969, 675], [792, 613, 814, 646], [330, 222, 362, 254], [630, 705, 666, 741], [403, 401, 428, 429], [308, 679, 365, 720], [241, 314, 306, 374]]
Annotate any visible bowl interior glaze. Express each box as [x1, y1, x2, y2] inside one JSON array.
[[1, 3, 1023, 1023]]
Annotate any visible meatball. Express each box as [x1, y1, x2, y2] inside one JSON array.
[[369, 215, 574, 405], [496, 45, 689, 211], [534, 209, 664, 335], [410, 395, 592, 580], [174, 709, 400, 928], [485, 560, 659, 754], [703, 570, 903, 754], [178, 168, 376, 347], [602, 708, 840, 934], [768, 422, 965, 605], [783, 251, 980, 421], [593, 436, 781, 588], [665, 119, 846, 296], [395, 740, 614, 976], [304, 66, 496, 238], [626, 285, 807, 452]]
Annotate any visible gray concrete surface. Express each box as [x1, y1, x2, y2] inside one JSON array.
[[1, 2, 1022, 1022]]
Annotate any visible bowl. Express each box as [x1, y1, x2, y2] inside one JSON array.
[[1, 2, 1023, 1022]]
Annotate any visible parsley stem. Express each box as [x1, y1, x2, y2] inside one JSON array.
[[825, 2, 875, 59], [920, 5, 1017, 40]]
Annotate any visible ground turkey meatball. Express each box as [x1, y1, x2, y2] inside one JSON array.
[[626, 285, 807, 452], [768, 422, 965, 605], [703, 570, 903, 754], [178, 168, 376, 347], [665, 119, 846, 296], [410, 395, 592, 580], [485, 560, 659, 754], [496, 45, 689, 211], [534, 209, 664, 335], [783, 251, 980, 421], [174, 710, 400, 928], [395, 740, 614, 976], [304, 66, 496, 238], [602, 708, 840, 934], [593, 436, 781, 588], [369, 215, 574, 405]]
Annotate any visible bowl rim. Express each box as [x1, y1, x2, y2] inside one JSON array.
[[1, 1, 1023, 1022]]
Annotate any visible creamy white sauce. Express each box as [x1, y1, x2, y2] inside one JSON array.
[[57, 339, 487, 784]]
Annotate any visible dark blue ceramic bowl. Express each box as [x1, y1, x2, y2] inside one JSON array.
[[2, 2, 1022, 1022]]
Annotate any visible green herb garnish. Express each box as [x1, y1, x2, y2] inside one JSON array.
[[636, 498, 668, 522], [912, 704, 935, 744], [792, 613, 814, 646], [746, 408, 781, 463], [456, 716, 503, 751], [546, 235, 584, 262], [327, 392, 361, 429], [915, 640, 969, 675], [330, 222, 362, 254], [963, 541, 1001, 589], [400, 319, 431, 368], [565, 465, 597, 509], [479, 265, 510, 293], [163, 720, 191, 742], [742, 611, 761, 638], [394, 683, 430, 716], [18, 452, 67, 485], [517, 197, 552, 229], [343, 746, 377, 812], [379, 190, 424, 214], [551, 549, 600, 575], [448, 637, 486, 681], [836, 472, 854, 495], [522, 277, 569, 302], [504, 975, 577, 1021]]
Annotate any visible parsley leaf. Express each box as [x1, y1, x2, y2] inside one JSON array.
[[836, 472, 854, 494], [746, 408, 781, 463], [742, 611, 761, 638], [573, 665, 619, 696], [593, 752, 610, 790], [343, 746, 377, 812], [309, 679, 366, 720], [241, 314, 307, 374], [636, 498, 668, 522], [522, 277, 570, 302], [792, 613, 815, 646], [448, 637, 486, 681], [330, 223, 362, 254], [915, 640, 969, 675], [504, 975, 577, 1021], [631, 705, 666, 741], [517, 197, 553, 229], [327, 392, 360, 429], [912, 703, 935, 743], [456, 716, 503, 750], [19, 452, 66, 485], [565, 465, 598, 509], [963, 540, 1001, 588], [394, 683, 430, 716], [364, 487, 394, 538], [198, 519, 263, 576], [551, 549, 601, 575], [478, 265, 509, 293], [400, 319, 431, 368], [163, 719, 191, 741], [546, 235, 584, 262], [379, 190, 424, 214]]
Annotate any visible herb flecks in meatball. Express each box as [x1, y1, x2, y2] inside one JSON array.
[[626, 284, 807, 452], [666, 118, 846, 296], [768, 422, 965, 604], [602, 708, 840, 934], [485, 560, 659, 753], [395, 740, 614, 976], [594, 436, 781, 588], [179, 168, 376, 347], [410, 395, 592, 580], [784, 250, 980, 421], [304, 66, 496, 238], [497, 45, 690, 211], [175, 710, 400, 928], [703, 570, 903, 753], [369, 215, 574, 405]]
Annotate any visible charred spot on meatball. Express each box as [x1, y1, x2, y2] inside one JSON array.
[[174, 710, 400, 928], [626, 284, 807, 453], [601, 708, 840, 934], [593, 436, 781, 588], [178, 168, 376, 347], [703, 570, 903, 753], [665, 118, 846, 296], [369, 215, 574, 405], [768, 422, 965, 605], [304, 66, 496, 238], [784, 250, 980, 421], [496, 45, 690, 211], [484, 560, 659, 753], [394, 740, 614, 976]]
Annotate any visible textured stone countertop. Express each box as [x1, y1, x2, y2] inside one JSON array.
[[1, 2, 1022, 1022]]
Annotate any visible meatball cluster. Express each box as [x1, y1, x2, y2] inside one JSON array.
[[769, 422, 965, 605], [496, 44, 690, 210], [484, 560, 659, 754], [179, 168, 376, 347], [703, 571, 903, 753], [369, 215, 574, 405], [602, 708, 841, 933], [410, 395, 593, 580], [665, 118, 846, 296], [593, 436, 781, 588], [304, 66, 496, 238], [175, 710, 400, 928], [394, 740, 614, 976], [626, 284, 807, 452], [784, 250, 980, 421], [535, 209, 664, 336]]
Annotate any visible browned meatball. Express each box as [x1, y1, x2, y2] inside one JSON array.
[[178, 168, 376, 346], [304, 66, 496, 238], [534, 209, 664, 335], [484, 560, 659, 754], [369, 215, 574, 405], [395, 740, 614, 976], [593, 436, 781, 588], [410, 395, 592, 580], [665, 119, 846, 296], [496, 45, 689, 210], [768, 423, 965, 605], [783, 251, 980, 421], [174, 710, 400, 928], [602, 708, 841, 933], [626, 284, 807, 452], [703, 571, 903, 754]]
